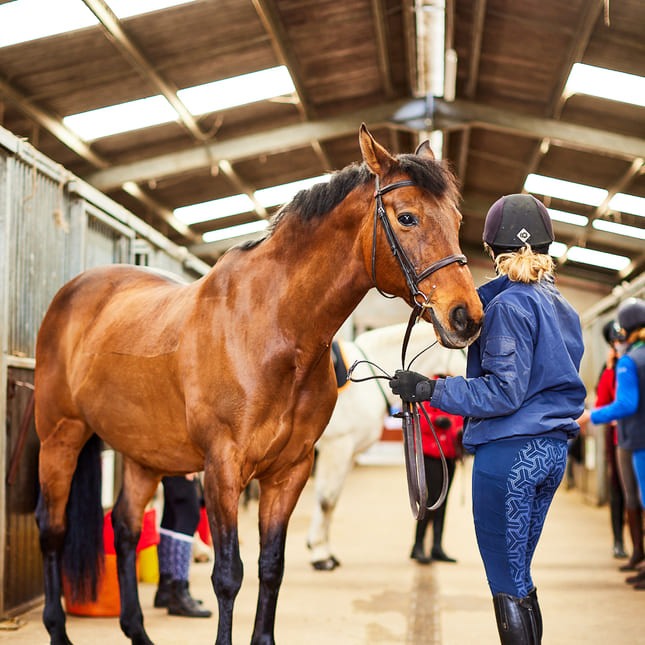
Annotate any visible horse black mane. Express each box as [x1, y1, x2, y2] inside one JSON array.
[[236, 152, 453, 252]]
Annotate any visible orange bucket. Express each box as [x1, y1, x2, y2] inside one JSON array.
[[63, 509, 158, 617]]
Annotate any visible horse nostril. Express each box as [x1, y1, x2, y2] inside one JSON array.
[[450, 305, 471, 333]]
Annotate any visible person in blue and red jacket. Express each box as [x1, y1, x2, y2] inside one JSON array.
[[390, 194, 586, 645], [409, 376, 463, 565], [579, 298, 645, 589]]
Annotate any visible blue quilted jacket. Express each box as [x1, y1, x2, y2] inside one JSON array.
[[431, 274, 587, 453]]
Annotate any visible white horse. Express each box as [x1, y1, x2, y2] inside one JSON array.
[[307, 321, 467, 570]]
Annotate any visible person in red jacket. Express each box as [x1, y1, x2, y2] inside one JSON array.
[[596, 320, 628, 559], [409, 375, 463, 564]]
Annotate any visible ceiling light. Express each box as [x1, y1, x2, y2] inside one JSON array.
[[547, 208, 588, 227], [608, 193, 645, 218], [63, 66, 296, 140], [565, 246, 630, 271], [525, 174, 608, 206], [592, 219, 645, 240], [202, 220, 269, 243], [0, 0, 197, 48], [63, 96, 176, 140], [565, 63, 645, 108], [255, 175, 330, 208], [174, 195, 254, 225], [549, 241, 568, 258], [178, 67, 295, 114]]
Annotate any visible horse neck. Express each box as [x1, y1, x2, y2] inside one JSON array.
[[205, 190, 374, 349]]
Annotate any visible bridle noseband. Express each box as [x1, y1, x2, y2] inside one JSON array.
[[371, 176, 467, 309]]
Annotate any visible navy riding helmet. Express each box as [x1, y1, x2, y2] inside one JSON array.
[[617, 298, 645, 335], [483, 194, 554, 255]]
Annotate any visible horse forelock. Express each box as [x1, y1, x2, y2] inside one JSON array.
[[394, 154, 459, 205]]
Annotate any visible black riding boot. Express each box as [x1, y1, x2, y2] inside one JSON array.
[[527, 588, 542, 643], [410, 513, 432, 564], [168, 580, 212, 618], [430, 504, 456, 562], [493, 592, 539, 644], [153, 573, 173, 608]]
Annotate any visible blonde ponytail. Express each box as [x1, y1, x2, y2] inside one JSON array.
[[485, 244, 554, 284]]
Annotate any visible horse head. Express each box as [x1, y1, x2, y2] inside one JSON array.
[[358, 125, 483, 349]]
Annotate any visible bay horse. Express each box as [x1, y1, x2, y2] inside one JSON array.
[[34, 125, 483, 645], [308, 322, 467, 570]]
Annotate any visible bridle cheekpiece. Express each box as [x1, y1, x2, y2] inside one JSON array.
[[370, 176, 467, 310]]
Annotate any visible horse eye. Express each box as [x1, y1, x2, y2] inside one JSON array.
[[397, 212, 418, 227]]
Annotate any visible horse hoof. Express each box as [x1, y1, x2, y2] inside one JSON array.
[[311, 556, 340, 571]]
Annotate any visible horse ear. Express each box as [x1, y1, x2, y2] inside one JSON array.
[[415, 139, 436, 160], [359, 123, 395, 177]]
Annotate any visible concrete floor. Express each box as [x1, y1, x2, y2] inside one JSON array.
[[1, 457, 643, 645]]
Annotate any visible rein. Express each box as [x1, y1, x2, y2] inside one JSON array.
[[349, 176, 466, 519]]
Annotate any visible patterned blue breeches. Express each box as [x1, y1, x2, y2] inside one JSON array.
[[472, 436, 568, 597]]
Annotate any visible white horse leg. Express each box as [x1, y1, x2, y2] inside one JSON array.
[[308, 434, 355, 570]]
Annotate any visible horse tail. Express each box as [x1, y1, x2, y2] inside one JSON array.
[[62, 433, 105, 603]]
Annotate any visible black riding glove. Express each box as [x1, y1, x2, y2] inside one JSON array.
[[389, 370, 436, 403]]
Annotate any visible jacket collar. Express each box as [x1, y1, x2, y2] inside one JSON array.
[[477, 273, 555, 308]]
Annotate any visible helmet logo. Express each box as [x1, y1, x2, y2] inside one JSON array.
[[516, 228, 531, 243]]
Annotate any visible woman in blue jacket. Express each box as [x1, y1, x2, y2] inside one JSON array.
[[390, 194, 586, 645]]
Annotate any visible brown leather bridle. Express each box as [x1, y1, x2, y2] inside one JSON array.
[[363, 176, 467, 519], [370, 176, 467, 309]]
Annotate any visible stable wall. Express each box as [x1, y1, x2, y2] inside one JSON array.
[[0, 125, 210, 618]]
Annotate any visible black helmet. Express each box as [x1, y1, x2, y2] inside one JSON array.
[[483, 194, 554, 254], [602, 319, 625, 344], [617, 298, 645, 335]]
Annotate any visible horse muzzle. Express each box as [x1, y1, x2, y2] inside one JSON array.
[[428, 304, 483, 349]]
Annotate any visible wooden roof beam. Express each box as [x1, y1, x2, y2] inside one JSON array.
[[81, 0, 208, 142], [0, 75, 109, 168], [86, 97, 645, 191]]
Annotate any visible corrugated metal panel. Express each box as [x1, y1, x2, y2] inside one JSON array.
[[6, 156, 72, 359]]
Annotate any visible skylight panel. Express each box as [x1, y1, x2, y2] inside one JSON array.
[[565, 246, 630, 271], [0, 0, 96, 47], [63, 96, 176, 140], [255, 175, 331, 208], [592, 219, 645, 240], [110, 0, 197, 18], [547, 209, 588, 227], [174, 195, 254, 225], [202, 220, 269, 243], [0, 0, 197, 48], [609, 193, 645, 218], [549, 241, 568, 258], [177, 67, 295, 115], [524, 174, 608, 207], [565, 63, 645, 108], [62, 66, 296, 140]]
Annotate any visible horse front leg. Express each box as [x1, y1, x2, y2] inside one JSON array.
[[203, 456, 244, 645], [253, 456, 314, 645], [111, 459, 161, 645]]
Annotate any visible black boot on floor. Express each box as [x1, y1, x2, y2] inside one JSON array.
[[493, 592, 539, 644], [431, 546, 457, 563], [153, 573, 173, 608], [410, 544, 432, 564], [168, 580, 212, 618]]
